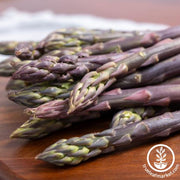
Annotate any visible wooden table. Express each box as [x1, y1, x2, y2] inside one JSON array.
[[0, 1, 180, 179]]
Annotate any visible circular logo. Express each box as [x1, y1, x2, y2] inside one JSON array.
[[147, 144, 175, 172]]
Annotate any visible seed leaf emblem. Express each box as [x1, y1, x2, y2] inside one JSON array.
[[154, 146, 167, 169]]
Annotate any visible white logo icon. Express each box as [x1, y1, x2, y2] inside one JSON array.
[[154, 146, 167, 170], [147, 144, 175, 172]]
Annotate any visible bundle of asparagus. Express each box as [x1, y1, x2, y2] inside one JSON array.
[[8, 54, 180, 107], [1, 26, 180, 167]]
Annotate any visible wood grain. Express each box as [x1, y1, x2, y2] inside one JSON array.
[[0, 160, 25, 180], [0, 0, 180, 179]]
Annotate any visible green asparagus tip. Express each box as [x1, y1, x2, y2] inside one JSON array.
[[10, 130, 20, 138], [35, 154, 42, 160], [10, 127, 32, 138]]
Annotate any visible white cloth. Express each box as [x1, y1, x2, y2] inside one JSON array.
[[0, 8, 168, 61]]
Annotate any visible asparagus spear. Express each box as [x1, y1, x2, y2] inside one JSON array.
[[10, 106, 160, 139], [72, 31, 137, 43], [10, 26, 180, 60], [53, 28, 137, 43], [36, 111, 180, 166], [0, 56, 21, 76], [29, 84, 180, 120], [0, 41, 21, 55], [68, 38, 180, 113], [15, 39, 83, 60], [0, 47, 82, 77], [0, 55, 34, 77], [0, 47, 83, 77], [15, 42, 83, 60], [74, 26, 180, 56], [39, 26, 180, 55], [111, 54, 180, 89], [14, 42, 41, 60], [16, 29, 139, 60], [41, 29, 134, 51], [12, 46, 83, 71], [8, 81, 74, 107], [43, 28, 134, 44], [0, 41, 37, 56], [10, 111, 101, 139], [12, 48, 142, 82]]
